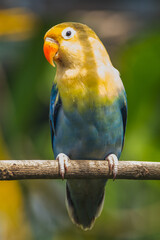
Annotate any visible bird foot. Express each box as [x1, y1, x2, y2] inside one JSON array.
[[56, 153, 70, 179], [106, 154, 118, 180]]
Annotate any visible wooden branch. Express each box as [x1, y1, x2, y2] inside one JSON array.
[[0, 160, 160, 181]]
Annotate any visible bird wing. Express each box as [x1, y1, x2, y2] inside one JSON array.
[[49, 83, 62, 149], [120, 91, 127, 150]]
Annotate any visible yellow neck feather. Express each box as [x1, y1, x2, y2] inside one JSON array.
[[55, 37, 124, 112]]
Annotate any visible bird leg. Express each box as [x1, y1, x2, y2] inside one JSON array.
[[56, 153, 70, 179], [105, 154, 118, 180]]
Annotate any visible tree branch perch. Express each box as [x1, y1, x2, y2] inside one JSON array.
[[0, 160, 160, 180]]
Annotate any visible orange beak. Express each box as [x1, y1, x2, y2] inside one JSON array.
[[43, 37, 59, 67]]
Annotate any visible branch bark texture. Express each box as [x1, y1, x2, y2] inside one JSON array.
[[0, 160, 160, 181]]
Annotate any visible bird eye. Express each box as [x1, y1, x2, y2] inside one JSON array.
[[61, 27, 76, 40]]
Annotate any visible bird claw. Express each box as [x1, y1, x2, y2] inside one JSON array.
[[106, 154, 118, 180], [56, 153, 70, 179]]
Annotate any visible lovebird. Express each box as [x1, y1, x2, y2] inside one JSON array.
[[43, 22, 127, 230]]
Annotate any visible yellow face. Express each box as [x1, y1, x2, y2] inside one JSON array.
[[43, 22, 98, 68]]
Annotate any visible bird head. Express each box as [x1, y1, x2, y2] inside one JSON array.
[[43, 22, 122, 111], [43, 22, 101, 68]]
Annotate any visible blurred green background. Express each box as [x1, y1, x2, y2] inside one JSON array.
[[0, 1, 160, 239]]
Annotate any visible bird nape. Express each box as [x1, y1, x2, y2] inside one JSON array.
[[43, 22, 127, 230]]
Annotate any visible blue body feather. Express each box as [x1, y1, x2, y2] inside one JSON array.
[[49, 84, 127, 229]]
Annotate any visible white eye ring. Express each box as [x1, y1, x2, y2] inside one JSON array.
[[61, 27, 76, 40]]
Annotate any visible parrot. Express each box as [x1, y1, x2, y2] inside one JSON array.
[[43, 22, 127, 230]]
